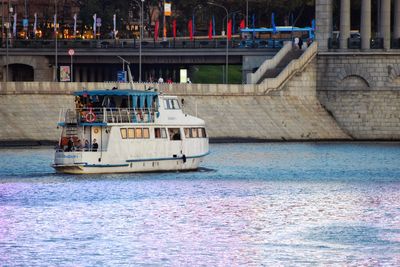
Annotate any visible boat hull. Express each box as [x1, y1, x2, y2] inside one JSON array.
[[52, 156, 205, 174]]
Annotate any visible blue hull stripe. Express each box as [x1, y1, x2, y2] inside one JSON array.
[[84, 164, 129, 168], [126, 152, 210, 163]]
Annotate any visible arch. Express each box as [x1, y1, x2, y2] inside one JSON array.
[[336, 64, 372, 88], [388, 65, 400, 85], [8, 64, 34, 81], [341, 75, 370, 89]]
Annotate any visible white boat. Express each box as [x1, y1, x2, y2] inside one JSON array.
[[52, 88, 209, 174]]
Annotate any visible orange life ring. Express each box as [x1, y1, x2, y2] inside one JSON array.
[[85, 108, 96, 123]]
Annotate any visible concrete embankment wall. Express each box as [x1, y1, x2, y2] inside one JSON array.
[[317, 53, 400, 140], [0, 59, 349, 144]]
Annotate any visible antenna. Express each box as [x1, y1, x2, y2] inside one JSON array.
[[117, 56, 134, 90]]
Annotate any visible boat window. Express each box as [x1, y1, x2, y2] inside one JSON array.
[[128, 128, 135, 139], [184, 128, 190, 138], [135, 128, 143, 138], [155, 128, 167, 139], [192, 128, 198, 138], [120, 128, 127, 139], [143, 128, 150, 139], [198, 128, 204, 138], [168, 128, 181, 140], [164, 99, 180, 110], [202, 128, 207, 138]]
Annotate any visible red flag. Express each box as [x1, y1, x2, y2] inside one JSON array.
[[227, 19, 232, 40], [208, 19, 213, 40], [188, 19, 193, 41], [173, 19, 177, 38], [154, 20, 159, 41], [240, 19, 245, 29]]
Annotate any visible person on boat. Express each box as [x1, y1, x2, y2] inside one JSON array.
[[84, 140, 90, 151], [66, 137, 74, 152], [75, 139, 83, 151], [92, 139, 99, 152]]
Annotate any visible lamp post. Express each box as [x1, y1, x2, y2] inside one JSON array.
[[246, 0, 248, 28], [132, 0, 144, 82], [6, 3, 12, 82], [208, 2, 228, 84], [54, 0, 58, 82]]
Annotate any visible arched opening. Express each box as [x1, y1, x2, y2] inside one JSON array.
[[341, 75, 369, 89], [8, 64, 34, 81], [393, 76, 400, 86]]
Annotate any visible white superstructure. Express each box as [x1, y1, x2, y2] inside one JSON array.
[[52, 89, 209, 174]]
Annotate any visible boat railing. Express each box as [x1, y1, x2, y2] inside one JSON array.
[[60, 108, 157, 124]]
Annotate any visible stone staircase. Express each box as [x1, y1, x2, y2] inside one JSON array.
[[257, 49, 303, 83]]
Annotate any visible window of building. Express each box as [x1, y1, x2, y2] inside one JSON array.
[[120, 128, 127, 139]]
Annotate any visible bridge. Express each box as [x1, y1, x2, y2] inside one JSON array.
[[0, 38, 280, 83]]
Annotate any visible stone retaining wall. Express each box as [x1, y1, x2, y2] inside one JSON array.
[[317, 53, 400, 140], [0, 57, 350, 143]]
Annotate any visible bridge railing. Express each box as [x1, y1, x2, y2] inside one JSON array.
[[1, 38, 286, 50]]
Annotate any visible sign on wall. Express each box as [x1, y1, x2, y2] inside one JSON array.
[[60, 66, 71, 82]]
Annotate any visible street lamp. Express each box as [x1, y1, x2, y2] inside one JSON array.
[[54, 0, 58, 82], [6, 4, 12, 82], [132, 0, 144, 82], [208, 2, 228, 84], [246, 0, 248, 28]]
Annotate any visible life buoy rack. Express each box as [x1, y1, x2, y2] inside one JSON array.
[[85, 108, 96, 123]]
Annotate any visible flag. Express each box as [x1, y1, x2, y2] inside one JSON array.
[[73, 13, 77, 36], [93, 13, 97, 37], [208, 19, 212, 40], [13, 13, 17, 36], [188, 19, 193, 41], [312, 19, 316, 30], [173, 19, 176, 38], [113, 14, 116, 38], [212, 16, 215, 36], [272, 12, 277, 33], [239, 19, 245, 29], [227, 19, 232, 40], [33, 13, 37, 34], [154, 20, 159, 41], [53, 14, 57, 32]]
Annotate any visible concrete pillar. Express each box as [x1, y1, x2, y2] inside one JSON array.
[[381, 0, 391, 49], [361, 0, 371, 49], [82, 67, 88, 82], [394, 0, 400, 39], [89, 68, 95, 82], [74, 65, 80, 82], [316, 0, 333, 51], [340, 0, 350, 49]]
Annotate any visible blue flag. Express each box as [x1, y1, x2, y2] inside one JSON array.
[[272, 12, 277, 33], [212, 15, 216, 36]]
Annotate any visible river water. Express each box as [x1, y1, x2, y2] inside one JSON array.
[[0, 143, 399, 266]]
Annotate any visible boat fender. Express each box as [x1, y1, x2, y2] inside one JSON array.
[[85, 108, 96, 123], [182, 154, 186, 163]]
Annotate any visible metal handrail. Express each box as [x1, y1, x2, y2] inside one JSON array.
[[60, 108, 156, 124]]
